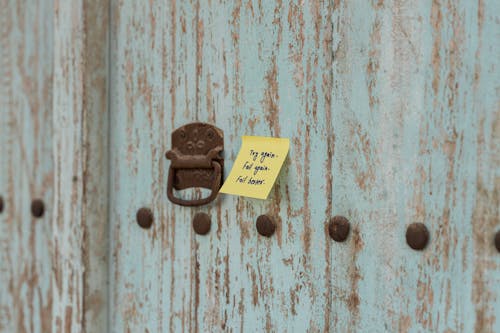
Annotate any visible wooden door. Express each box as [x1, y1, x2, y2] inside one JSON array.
[[1, 1, 499, 332], [0, 1, 109, 332], [0, 1, 54, 332]]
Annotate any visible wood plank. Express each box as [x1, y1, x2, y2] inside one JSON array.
[[110, 0, 499, 331], [327, 1, 499, 331], [0, 1, 54, 332], [108, 0, 351, 331], [52, 0, 109, 332]]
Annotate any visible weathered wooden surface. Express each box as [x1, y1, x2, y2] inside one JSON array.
[[1, 0, 109, 332], [1, 0, 499, 332], [52, 0, 109, 332], [0, 1, 54, 332], [109, 0, 499, 332]]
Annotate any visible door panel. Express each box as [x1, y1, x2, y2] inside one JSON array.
[[109, 0, 336, 331], [0, 2, 54, 332], [1, 0, 498, 332], [51, 1, 110, 332], [109, 1, 499, 332], [1, 1, 109, 332]]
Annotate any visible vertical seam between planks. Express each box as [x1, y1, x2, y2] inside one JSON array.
[[106, 0, 113, 332]]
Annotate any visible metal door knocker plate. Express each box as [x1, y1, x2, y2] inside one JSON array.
[[166, 123, 224, 206]]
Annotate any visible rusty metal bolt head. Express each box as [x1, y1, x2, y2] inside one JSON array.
[[256, 215, 276, 237], [328, 216, 350, 242], [193, 212, 211, 235], [136, 207, 154, 229], [495, 231, 500, 253], [31, 199, 45, 218], [0, 196, 4, 214], [406, 223, 429, 250]]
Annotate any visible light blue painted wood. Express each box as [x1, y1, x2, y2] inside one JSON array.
[[1, 1, 109, 332], [0, 1, 54, 332], [1, 0, 498, 332], [52, 0, 110, 332], [108, 0, 499, 332]]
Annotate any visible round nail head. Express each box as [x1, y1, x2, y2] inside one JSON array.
[[406, 223, 429, 250], [193, 212, 211, 235], [256, 215, 276, 237], [495, 231, 500, 253], [328, 216, 350, 242], [31, 199, 45, 218], [136, 208, 154, 229]]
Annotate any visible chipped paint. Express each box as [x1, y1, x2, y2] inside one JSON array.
[[1, 0, 109, 332], [1, 0, 499, 332], [108, 0, 499, 332]]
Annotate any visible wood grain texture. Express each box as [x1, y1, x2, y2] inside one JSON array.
[[1, 0, 109, 332], [0, 1, 54, 332], [1, 0, 498, 332], [52, 0, 109, 332], [109, 0, 499, 332]]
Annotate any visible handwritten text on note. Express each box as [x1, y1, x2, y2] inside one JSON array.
[[220, 136, 290, 199]]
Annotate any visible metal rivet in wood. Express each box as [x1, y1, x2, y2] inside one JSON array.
[[31, 199, 45, 218], [328, 216, 350, 242], [193, 212, 211, 235], [406, 223, 429, 250], [256, 215, 276, 237], [136, 207, 154, 229]]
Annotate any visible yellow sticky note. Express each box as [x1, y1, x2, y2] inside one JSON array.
[[220, 136, 290, 199]]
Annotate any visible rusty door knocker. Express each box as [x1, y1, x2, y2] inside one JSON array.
[[165, 123, 224, 206]]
